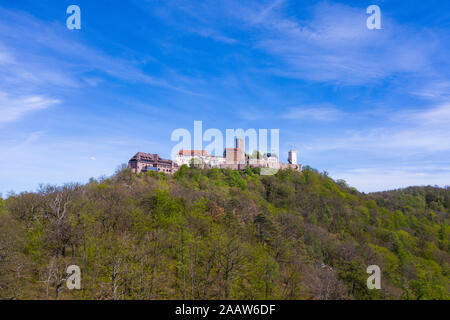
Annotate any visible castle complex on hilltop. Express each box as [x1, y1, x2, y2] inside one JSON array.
[[128, 138, 302, 174]]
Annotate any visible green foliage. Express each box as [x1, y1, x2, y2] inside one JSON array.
[[0, 169, 448, 300], [0, 197, 4, 214], [23, 221, 46, 263]]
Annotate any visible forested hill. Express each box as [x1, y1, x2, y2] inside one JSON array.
[[0, 166, 448, 300]]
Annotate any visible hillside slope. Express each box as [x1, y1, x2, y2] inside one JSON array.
[[0, 166, 448, 299]]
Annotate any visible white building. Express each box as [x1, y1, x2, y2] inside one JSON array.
[[209, 156, 226, 167], [173, 139, 300, 172], [248, 154, 280, 169], [175, 150, 211, 167]]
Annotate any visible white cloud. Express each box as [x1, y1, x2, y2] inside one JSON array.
[[331, 166, 450, 193], [0, 92, 60, 123], [250, 0, 285, 24], [0, 7, 198, 96], [299, 102, 450, 191], [301, 103, 450, 153], [281, 105, 344, 121], [411, 82, 450, 101], [305, 125, 450, 154], [139, 1, 447, 88], [249, 2, 436, 85], [192, 28, 239, 44], [408, 103, 450, 125], [0, 48, 12, 64], [0, 131, 163, 195]]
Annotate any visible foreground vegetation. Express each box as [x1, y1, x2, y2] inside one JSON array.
[[0, 166, 448, 299]]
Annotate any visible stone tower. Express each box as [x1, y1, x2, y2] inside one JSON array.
[[236, 138, 246, 165], [236, 138, 245, 150], [288, 150, 297, 165]]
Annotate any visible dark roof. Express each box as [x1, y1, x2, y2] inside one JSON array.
[[129, 152, 173, 164]]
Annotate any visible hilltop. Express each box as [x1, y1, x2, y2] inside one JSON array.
[[0, 166, 448, 299]]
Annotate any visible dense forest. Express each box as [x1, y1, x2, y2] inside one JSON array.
[[0, 166, 448, 300]]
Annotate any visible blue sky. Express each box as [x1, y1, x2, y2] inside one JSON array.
[[0, 0, 449, 194]]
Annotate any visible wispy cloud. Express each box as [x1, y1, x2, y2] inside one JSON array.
[[304, 125, 450, 154], [0, 92, 60, 123], [250, 0, 285, 24], [301, 102, 450, 153], [406, 103, 450, 125], [0, 130, 46, 161], [331, 165, 450, 193], [1, 1, 449, 195], [146, 1, 447, 88], [281, 105, 344, 121], [411, 81, 450, 101], [248, 2, 438, 85], [195, 28, 239, 44], [0, 7, 199, 97]]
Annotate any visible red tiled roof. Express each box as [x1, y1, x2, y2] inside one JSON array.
[[178, 150, 209, 156]]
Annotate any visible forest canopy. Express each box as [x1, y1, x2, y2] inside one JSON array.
[[0, 166, 448, 300]]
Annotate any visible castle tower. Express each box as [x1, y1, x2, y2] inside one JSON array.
[[288, 150, 297, 165], [235, 138, 245, 165], [236, 138, 245, 150]]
